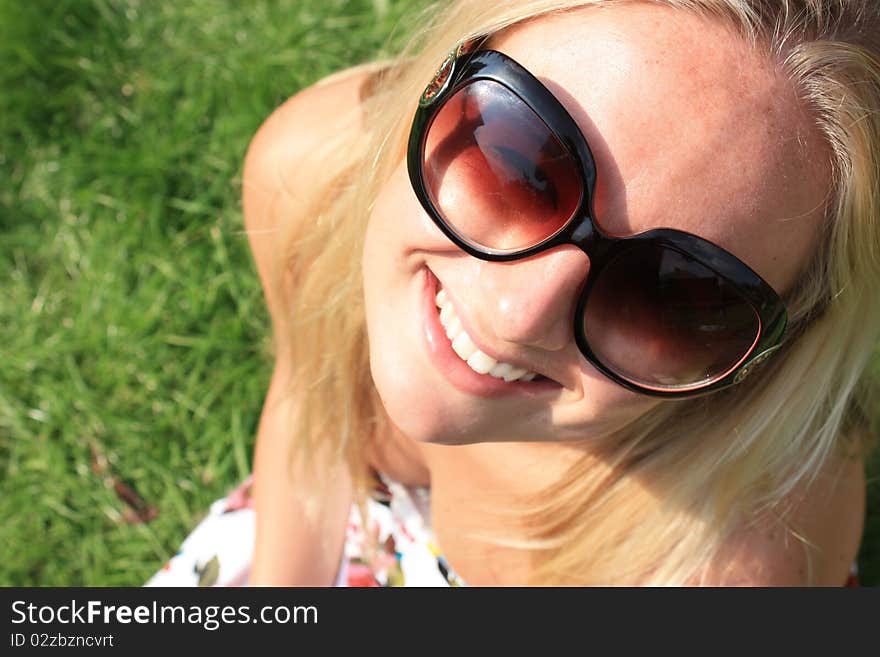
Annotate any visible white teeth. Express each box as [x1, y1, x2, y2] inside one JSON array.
[[467, 351, 497, 374], [435, 285, 538, 382], [489, 362, 513, 379], [445, 316, 462, 340], [451, 332, 477, 361]]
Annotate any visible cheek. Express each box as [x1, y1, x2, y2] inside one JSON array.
[[362, 168, 416, 304], [361, 177, 470, 444], [553, 372, 663, 440]]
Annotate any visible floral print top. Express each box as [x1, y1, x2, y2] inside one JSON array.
[[145, 471, 465, 587], [338, 469, 465, 587]]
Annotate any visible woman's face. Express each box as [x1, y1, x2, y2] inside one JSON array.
[[362, 3, 829, 445]]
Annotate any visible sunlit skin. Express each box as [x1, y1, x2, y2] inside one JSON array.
[[362, 4, 829, 457]]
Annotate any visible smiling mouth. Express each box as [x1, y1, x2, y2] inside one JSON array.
[[434, 284, 554, 385]]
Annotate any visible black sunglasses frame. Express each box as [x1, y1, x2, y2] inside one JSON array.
[[407, 47, 787, 398]]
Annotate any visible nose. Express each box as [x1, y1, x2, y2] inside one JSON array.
[[473, 245, 590, 352]]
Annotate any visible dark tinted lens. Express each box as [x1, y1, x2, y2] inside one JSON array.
[[583, 244, 760, 389], [422, 80, 582, 252]]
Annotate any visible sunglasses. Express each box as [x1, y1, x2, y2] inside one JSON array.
[[406, 45, 787, 397]]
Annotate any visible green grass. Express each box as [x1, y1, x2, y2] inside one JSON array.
[[0, 0, 878, 586], [0, 0, 432, 586]]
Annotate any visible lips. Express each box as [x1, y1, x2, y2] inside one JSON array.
[[436, 286, 539, 382], [421, 267, 561, 398]]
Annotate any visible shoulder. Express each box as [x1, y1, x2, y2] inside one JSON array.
[[243, 62, 382, 199], [242, 62, 384, 231], [704, 453, 865, 586], [241, 63, 384, 318]]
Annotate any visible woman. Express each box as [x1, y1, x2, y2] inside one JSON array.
[[154, 0, 879, 586]]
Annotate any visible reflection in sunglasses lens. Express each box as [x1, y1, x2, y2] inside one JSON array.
[[423, 80, 582, 252], [583, 244, 760, 388]]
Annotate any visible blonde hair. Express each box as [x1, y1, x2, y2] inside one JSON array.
[[271, 0, 880, 584]]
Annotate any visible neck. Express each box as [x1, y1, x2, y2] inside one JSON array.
[[418, 440, 604, 585], [423, 439, 597, 494]]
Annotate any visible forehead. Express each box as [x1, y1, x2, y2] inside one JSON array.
[[490, 3, 829, 293]]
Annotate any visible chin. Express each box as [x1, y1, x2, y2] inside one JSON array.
[[366, 346, 473, 445], [366, 348, 565, 446]]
